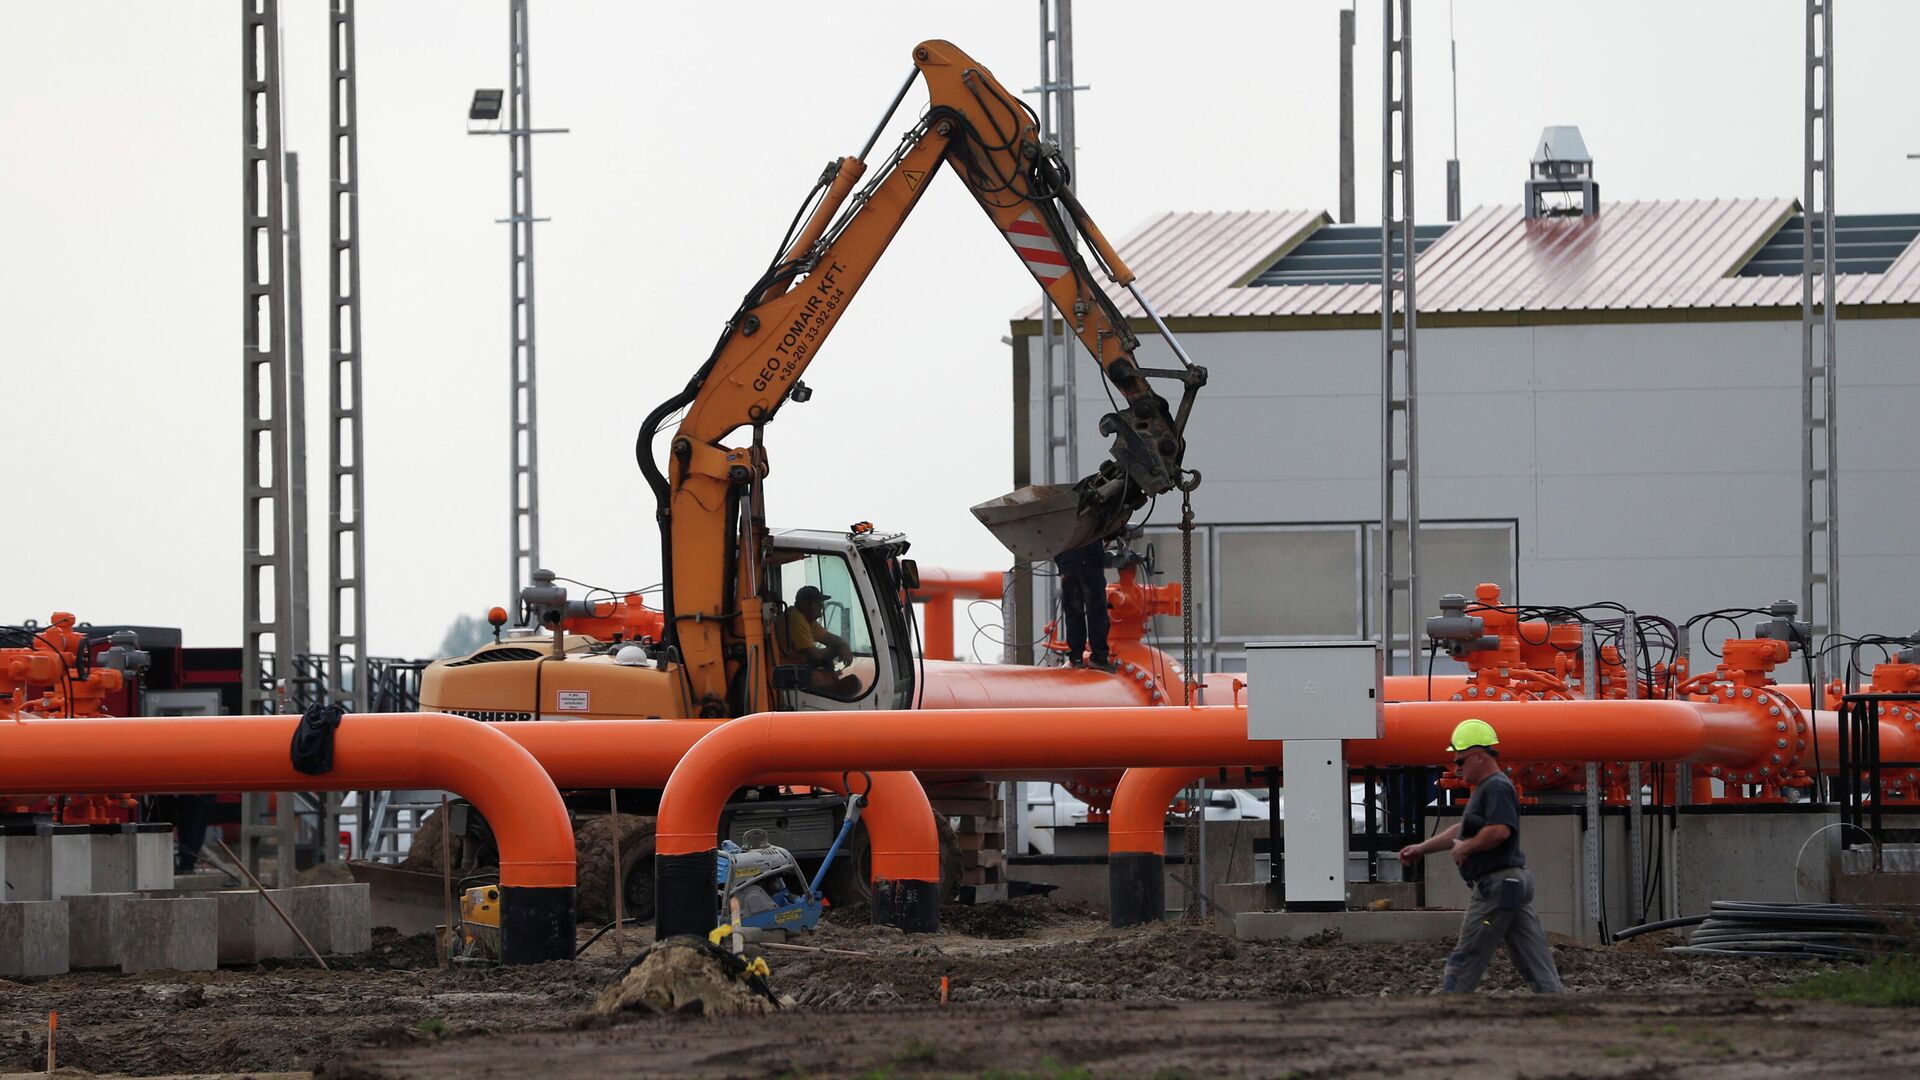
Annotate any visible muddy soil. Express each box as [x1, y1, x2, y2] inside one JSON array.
[[0, 899, 1906, 1079]]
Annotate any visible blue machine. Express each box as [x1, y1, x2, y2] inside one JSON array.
[[715, 793, 866, 934]]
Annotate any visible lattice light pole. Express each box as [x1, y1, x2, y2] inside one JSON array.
[[470, 0, 567, 617], [241, 0, 293, 716], [329, 0, 368, 709], [1801, 0, 1840, 643], [1379, 0, 1420, 671]]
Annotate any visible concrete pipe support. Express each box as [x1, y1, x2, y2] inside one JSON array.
[[0, 712, 578, 963]]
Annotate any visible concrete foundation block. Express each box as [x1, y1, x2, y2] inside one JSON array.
[[1236, 908, 1464, 943], [0, 900, 70, 976], [1213, 880, 1280, 915], [215, 891, 298, 965], [113, 897, 217, 973], [285, 883, 372, 956], [174, 872, 231, 893], [66, 892, 139, 970], [2, 827, 98, 901], [135, 825, 174, 891], [89, 831, 138, 895], [321, 883, 372, 955], [48, 829, 94, 899], [215, 884, 373, 964]]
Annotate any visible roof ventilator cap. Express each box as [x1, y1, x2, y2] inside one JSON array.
[[1525, 125, 1599, 221]]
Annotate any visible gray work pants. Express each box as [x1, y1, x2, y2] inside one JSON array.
[[1442, 867, 1563, 993]]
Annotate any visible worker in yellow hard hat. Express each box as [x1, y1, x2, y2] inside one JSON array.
[[1398, 719, 1563, 993]]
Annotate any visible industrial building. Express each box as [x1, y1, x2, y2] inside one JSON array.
[[1012, 148, 1920, 672]]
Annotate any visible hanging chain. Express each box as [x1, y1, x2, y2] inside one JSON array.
[[1178, 472, 1199, 706], [1176, 469, 1203, 922]]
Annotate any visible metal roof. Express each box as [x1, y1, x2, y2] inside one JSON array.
[[1017, 198, 1920, 324], [1248, 223, 1452, 287], [1733, 212, 1920, 277]]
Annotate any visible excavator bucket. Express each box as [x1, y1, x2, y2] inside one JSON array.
[[970, 483, 1127, 564]]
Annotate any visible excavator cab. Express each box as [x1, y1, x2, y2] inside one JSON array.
[[764, 529, 918, 713]]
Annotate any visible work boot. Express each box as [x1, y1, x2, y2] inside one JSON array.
[[1086, 657, 1118, 674]]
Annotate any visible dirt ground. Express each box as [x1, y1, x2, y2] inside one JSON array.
[[1, 899, 1915, 1079]]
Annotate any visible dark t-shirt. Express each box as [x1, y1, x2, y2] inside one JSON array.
[[1458, 771, 1525, 882]]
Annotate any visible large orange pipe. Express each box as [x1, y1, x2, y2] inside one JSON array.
[[497, 719, 942, 928], [0, 712, 578, 963], [1107, 765, 1209, 926], [1705, 688, 1916, 774], [650, 698, 1771, 936], [911, 568, 1005, 662]]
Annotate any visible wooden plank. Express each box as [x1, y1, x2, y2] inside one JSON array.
[[952, 816, 1006, 835], [922, 780, 998, 799], [921, 795, 998, 810]]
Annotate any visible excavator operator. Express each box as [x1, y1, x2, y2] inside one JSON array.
[[777, 586, 862, 697]]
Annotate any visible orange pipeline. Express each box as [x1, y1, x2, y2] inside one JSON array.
[[654, 699, 1766, 853], [910, 568, 1005, 662], [496, 720, 942, 889], [0, 712, 575, 889]]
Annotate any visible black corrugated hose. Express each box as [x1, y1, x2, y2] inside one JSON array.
[[1614, 900, 1919, 960]]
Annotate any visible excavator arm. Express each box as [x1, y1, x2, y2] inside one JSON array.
[[636, 40, 1205, 716]]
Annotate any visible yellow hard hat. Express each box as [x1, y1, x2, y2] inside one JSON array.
[[1447, 718, 1500, 754]]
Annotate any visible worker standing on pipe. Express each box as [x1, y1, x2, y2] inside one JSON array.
[[1054, 539, 1114, 671], [1398, 720, 1563, 993]]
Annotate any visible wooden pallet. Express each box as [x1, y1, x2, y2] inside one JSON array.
[[923, 780, 1007, 904]]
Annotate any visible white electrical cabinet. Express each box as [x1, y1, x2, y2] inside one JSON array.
[[1246, 642, 1384, 909], [1246, 642, 1383, 741]]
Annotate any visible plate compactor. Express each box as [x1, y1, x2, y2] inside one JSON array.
[[716, 793, 866, 938], [455, 795, 868, 960]]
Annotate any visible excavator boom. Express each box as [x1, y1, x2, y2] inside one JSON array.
[[637, 40, 1204, 715]]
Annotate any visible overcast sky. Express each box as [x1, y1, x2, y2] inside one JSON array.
[[5, 1, 1917, 660]]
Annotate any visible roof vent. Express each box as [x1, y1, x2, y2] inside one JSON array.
[[1524, 126, 1598, 220]]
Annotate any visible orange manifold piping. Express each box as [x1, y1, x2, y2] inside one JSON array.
[[0, 712, 575, 889], [654, 698, 1778, 858], [495, 720, 941, 884]]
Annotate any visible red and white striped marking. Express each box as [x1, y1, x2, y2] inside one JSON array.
[[1005, 209, 1069, 283]]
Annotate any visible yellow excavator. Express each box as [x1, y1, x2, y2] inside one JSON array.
[[413, 39, 1205, 922]]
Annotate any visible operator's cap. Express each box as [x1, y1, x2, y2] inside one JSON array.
[[795, 585, 830, 606], [1447, 718, 1501, 756]]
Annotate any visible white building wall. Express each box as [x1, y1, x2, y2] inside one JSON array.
[[1020, 316, 1920, 647]]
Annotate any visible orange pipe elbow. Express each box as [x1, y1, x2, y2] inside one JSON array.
[[0, 712, 575, 890], [496, 720, 940, 888], [910, 568, 1005, 663], [1109, 766, 1208, 855]]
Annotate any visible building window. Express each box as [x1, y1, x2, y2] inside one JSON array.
[[1214, 526, 1364, 642], [1365, 522, 1519, 647], [1139, 520, 1518, 664]]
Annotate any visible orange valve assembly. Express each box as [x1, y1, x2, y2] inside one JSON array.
[[2, 614, 150, 824]]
